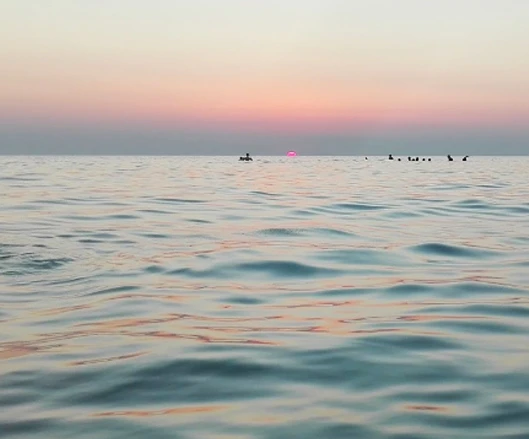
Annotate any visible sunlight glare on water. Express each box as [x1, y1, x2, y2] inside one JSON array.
[[1, 155, 529, 439]]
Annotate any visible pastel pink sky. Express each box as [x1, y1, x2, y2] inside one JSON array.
[[1, 0, 529, 133]]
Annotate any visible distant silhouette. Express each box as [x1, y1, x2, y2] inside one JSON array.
[[422, 158, 426, 161], [428, 158, 431, 161], [397, 158, 401, 161], [462, 155, 469, 161], [408, 157, 412, 161], [447, 155, 454, 161], [388, 154, 394, 160], [415, 157, 419, 161], [240, 152, 253, 161]]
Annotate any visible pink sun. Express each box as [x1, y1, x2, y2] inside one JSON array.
[[287, 150, 297, 157]]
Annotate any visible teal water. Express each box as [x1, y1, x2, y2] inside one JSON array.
[[1, 156, 529, 439]]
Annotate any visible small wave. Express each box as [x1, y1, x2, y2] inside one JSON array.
[[143, 265, 166, 274], [331, 202, 388, 211], [235, 260, 341, 278], [255, 227, 355, 238], [363, 333, 464, 351], [290, 208, 318, 217], [460, 304, 529, 319], [316, 249, 407, 266], [223, 296, 266, 305], [155, 198, 206, 204], [409, 243, 501, 259], [450, 199, 494, 209], [433, 184, 472, 191], [186, 218, 213, 224], [33, 199, 73, 205], [0, 253, 73, 276], [255, 228, 306, 237], [86, 285, 140, 297], [313, 227, 356, 237], [170, 260, 341, 279], [137, 209, 173, 215], [136, 232, 171, 239], [386, 281, 526, 299], [386, 283, 437, 296], [383, 210, 424, 219], [508, 206, 529, 214], [107, 214, 139, 220], [67, 357, 279, 406], [249, 190, 282, 197]]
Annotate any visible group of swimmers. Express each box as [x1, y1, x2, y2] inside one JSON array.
[[238, 153, 469, 161], [387, 154, 469, 162]]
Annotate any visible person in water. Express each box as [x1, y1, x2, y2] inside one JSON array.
[[239, 153, 253, 161]]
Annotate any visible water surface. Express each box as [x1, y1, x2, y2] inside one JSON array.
[[1, 156, 529, 438]]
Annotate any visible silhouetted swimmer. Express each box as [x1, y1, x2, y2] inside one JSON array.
[[398, 158, 401, 161], [422, 158, 426, 161], [408, 156, 412, 161], [415, 157, 419, 161], [447, 155, 454, 161], [428, 158, 431, 161], [462, 155, 469, 161], [239, 153, 253, 161], [388, 154, 394, 160]]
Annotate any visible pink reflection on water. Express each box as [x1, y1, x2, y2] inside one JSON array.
[[93, 405, 226, 418]]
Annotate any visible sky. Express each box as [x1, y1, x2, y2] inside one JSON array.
[[1, 0, 529, 155]]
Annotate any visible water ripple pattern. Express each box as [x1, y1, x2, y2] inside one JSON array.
[[1, 156, 529, 439]]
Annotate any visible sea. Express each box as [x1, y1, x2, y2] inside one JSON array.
[[1, 155, 529, 439]]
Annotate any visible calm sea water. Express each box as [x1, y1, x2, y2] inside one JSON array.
[[1, 155, 529, 439]]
